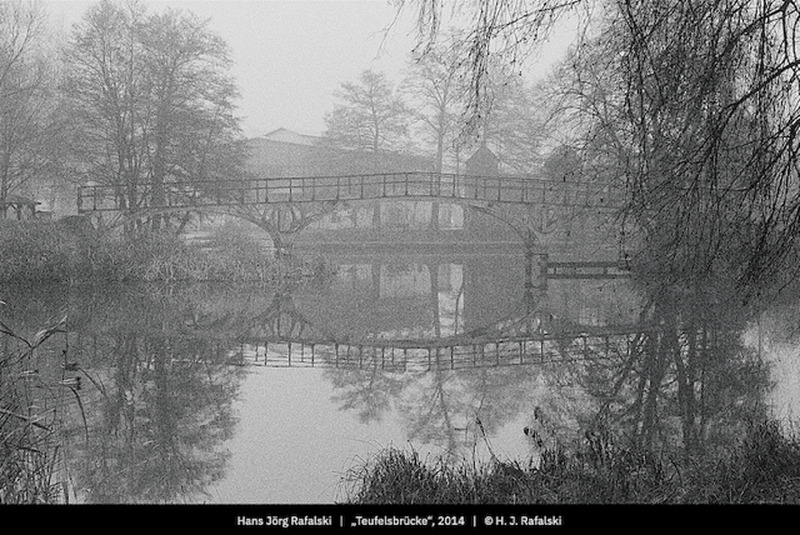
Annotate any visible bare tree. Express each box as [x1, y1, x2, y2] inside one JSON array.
[[397, 0, 584, 140], [323, 69, 411, 153], [403, 37, 467, 228], [472, 71, 548, 173], [63, 0, 150, 228], [62, 0, 243, 233], [404, 36, 548, 176], [0, 0, 65, 217], [138, 7, 242, 231], [406, 0, 800, 297], [557, 0, 800, 453], [403, 36, 467, 173]]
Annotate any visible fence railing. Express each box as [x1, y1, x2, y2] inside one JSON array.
[[77, 172, 623, 213]]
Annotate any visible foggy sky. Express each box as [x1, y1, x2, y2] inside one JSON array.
[[45, 0, 575, 140]]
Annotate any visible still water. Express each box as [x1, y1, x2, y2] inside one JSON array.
[[1, 247, 796, 503], [204, 251, 637, 503]]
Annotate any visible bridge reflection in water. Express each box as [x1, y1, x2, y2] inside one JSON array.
[[216, 250, 642, 371], [227, 328, 646, 371]]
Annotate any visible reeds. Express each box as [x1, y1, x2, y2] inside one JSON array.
[[342, 447, 533, 504], [0, 312, 73, 503], [342, 420, 800, 504]]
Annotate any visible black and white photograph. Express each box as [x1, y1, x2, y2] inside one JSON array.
[[2, 0, 799, 531]]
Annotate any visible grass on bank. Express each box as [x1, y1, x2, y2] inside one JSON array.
[[342, 420, 800, 504], [0, 219, 329, 284]]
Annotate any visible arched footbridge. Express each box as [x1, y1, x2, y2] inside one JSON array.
[[77, 172, 625, 250], [78, 172, 622, 211]]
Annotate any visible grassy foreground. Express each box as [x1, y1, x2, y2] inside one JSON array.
[[343, 420, 800, 504]]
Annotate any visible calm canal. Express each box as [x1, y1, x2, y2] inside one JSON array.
[[1, 246, 797, 503]]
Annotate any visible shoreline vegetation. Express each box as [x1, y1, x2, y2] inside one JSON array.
[[343, 419, 800, 504], [0, 218, 331, 285]]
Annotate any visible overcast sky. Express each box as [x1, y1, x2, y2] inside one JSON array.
[[45, 0, 576, 139]]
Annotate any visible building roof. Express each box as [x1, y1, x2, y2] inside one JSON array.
[[466, 144, 499, 164], [249, 127, 434, 177], [262, 128, 323, 146], [465, 144, 500, 175]]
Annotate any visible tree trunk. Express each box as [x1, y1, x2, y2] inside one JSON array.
[[674, 325, 700, 454]]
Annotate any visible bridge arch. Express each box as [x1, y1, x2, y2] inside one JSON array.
[[76, 172, 622, 255]]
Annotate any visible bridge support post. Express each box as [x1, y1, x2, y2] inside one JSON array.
[[523, 231, 547, 295], [539, 253, 548, 289], [268, 230, 295, 263]]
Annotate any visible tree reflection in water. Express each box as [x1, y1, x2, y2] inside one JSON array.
[[313, 254, 774, 468], [0, 251, 782, 503], [1, 283, 244, 503]]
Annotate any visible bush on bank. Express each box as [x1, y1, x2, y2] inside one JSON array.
[[0, 219, 312, 283], [343, 419, 800, 504], [0, 219, 79, 282]]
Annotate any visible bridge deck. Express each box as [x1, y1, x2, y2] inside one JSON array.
[[77, 172, 622, 213]]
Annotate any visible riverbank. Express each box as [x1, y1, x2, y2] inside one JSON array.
[[0, 219, 330, 284], [343, 419, 800, 504]]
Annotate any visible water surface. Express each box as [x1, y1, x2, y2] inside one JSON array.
[[2, 247, 795, 503]]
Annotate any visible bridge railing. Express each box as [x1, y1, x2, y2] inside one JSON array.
[[77, 172, 624, 213], [228, 328, 648, 371], [226, 323, 716, 371]]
